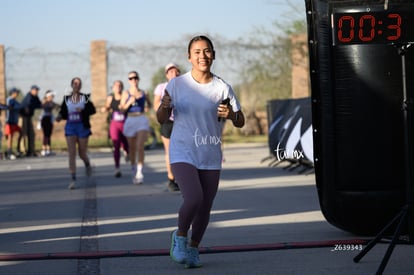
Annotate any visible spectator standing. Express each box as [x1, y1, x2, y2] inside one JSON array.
[[20, 85, 42, 157], [0, 101, 8, 159], [4, 88, 23, 160], [40, 90, 59, 156], [153, 63, 181, 191]]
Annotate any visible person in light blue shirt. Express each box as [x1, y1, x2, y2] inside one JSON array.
[[157, 35, 245, 269]]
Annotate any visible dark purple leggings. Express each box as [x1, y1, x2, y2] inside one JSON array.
[[109, 120, 129, 168], [41, 116, 53, 146], [171, 162, 221, 244]]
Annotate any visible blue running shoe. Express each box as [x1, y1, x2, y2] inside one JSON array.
[[185, 246, 202, 268], [170, 230, 187, 264]]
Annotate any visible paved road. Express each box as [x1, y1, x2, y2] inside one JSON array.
[[0, 143, 413, 274]]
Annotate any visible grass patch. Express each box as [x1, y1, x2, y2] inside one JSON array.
[[2, 134, 268, 152], [223, 134, 267, 144]]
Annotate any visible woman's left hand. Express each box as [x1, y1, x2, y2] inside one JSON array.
[[217, 103, 231, 120]]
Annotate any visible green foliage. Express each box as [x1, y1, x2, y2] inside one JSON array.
[[240, 19, 306, 111], [149, 67, 167, 95]]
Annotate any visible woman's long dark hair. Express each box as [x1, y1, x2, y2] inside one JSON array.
[[187, 35, 215, 57]]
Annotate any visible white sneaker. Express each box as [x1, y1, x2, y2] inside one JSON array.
[[68, 181, 76, 190], [133, 172, 144, 185], [41, 150, 46, 157]]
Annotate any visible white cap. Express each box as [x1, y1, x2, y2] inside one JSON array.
[[165, 63, 179, 73], [45, 90, 55, 97]]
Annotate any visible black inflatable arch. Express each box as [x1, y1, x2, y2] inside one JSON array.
[[306, 0, 414, 235]]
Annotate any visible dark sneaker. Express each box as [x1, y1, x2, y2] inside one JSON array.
[[86, 165, 93, 177], [168, 181, 180, 192]]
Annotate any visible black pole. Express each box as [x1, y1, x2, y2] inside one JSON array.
[[353, 43, 414, 274]]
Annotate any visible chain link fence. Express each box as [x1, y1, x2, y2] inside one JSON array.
[[5, 36, 257, 101]]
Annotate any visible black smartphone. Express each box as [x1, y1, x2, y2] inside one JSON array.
[[218, 98, 230, 122]]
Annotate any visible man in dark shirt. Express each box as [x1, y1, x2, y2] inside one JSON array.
[[20, 85, 42, 156]]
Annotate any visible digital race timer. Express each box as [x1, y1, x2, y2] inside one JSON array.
[[331, 6, 414, 45]]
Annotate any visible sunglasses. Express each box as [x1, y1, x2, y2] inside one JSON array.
[[128, 76, 139, 81]]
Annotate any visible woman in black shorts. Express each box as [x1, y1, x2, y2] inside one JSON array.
[[153, 63, 181, 191]]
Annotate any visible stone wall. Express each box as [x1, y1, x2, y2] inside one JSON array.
[[0, 46, 5, 126], [40, 41, 109, 147], [89, 40, 108, 143], [0, 41, 109, 150]]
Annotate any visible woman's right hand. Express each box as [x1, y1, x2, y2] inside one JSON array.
[[161, 90, 171, 109], [156, 90, 172, 124], [127, 96, 136, 106]]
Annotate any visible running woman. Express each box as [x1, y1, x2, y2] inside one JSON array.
[[120, 71, 152, 185], [153, 62, 181, 191], [157, 35, 245, 268], [101, 80, 129, 177], [56, 77, 96, 189]]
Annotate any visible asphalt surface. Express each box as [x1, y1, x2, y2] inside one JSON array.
[[0, 143, 413, 275]]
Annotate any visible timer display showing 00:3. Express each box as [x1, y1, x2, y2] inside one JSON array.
[[332, 11, 414, 45]]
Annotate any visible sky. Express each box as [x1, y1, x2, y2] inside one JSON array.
[[0, 0, 306, 96], [0, 0, 305, 51]]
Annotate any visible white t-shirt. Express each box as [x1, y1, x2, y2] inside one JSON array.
[[65, 95, 86, 123], [66, 95, 86, 113], [154, 82, 168, 98], [166, 71, 241, 169], [154, 82, 174, 121]]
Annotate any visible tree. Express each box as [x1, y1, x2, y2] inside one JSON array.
[[149, 66, 166, 97], [238, 20, 307, 111], [223, 19, 306, 135]]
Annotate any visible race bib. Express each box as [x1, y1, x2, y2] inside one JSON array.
[[68, 112, 82, 123], [113, 111, 125, 122]]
